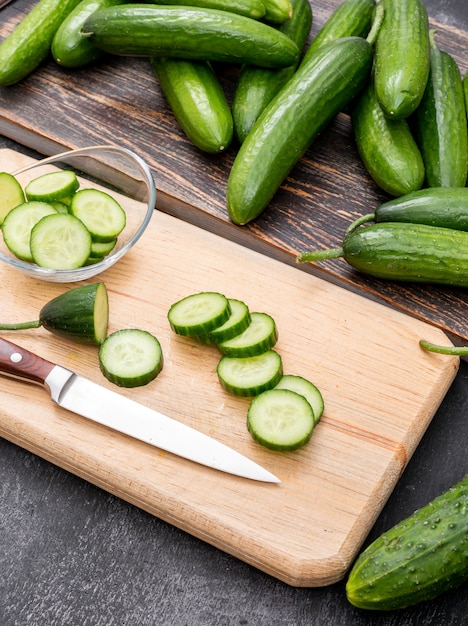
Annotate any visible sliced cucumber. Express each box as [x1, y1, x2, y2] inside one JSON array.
[[217, 311, 278, 357], [2, 201, 58, 261], [247, 388, 315, 451], [89, 238, 117, 259], [70, 188, 126, 242], [198, 298, 251, 344], [0, 172, 25, 225], [217, 349, 283, 397], [168, 291, 231, 336], [99, 328, 164, 387], [274, 374, 324, 425], [25, 169, 79, 202], [30, 213, 92, 270]]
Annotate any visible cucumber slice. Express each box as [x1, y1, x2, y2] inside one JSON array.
[[217, 349, 283, 397], [2, 201, 58, 261], [0, 171, 25, 225], [247, 388, 315, 451], [197, 298, 251, 344], [30, 213, 92, 270], [168, 291, 231, 336], [274, 374, 324, 425], [99, 328, 164, 387], [89, 238, 117, 258], [49, 201, 70, 214], [70, 188, 126, 242], [25, 169, 79, 202], [217, 311, 278, 357]]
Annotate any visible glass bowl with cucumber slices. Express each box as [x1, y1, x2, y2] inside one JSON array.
[[0, 145, 156, 282]]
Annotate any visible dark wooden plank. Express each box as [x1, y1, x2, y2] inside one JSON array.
[[0, 0, 467, 343]]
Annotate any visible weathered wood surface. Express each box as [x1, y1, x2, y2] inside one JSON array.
[[0, 149, 459, 587], [0, 0, 467, 344]]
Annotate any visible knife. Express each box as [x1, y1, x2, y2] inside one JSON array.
[[0, 337, 280, 483]]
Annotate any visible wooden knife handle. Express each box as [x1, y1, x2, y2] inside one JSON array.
[[0, 337, 56, 385]]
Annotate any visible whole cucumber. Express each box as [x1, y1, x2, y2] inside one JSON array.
[[227, 36, 374, 225], [348, 187, 468, 232], [413, 31, 468, 188], [81, 5, 300, 68], [232, 0, 313, 143], [297, 222, 468, 287], [0, 0, 83, 85], [373, 0, 430, 119], [52, 0, 127, 68], [351, 80, 425, 197], [301, 0, 376, 65], [151, 58, 233, 154], [346, 475, 468, 610], [140, 0, 266, 19], [261, 0, 293, 24]]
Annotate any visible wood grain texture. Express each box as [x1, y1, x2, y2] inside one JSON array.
[[0, 149, 459, 587], [0, 1, 467, 344]]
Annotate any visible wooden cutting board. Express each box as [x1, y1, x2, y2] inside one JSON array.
[[0, 150, 459, 587], [1, 0, 467, 344]]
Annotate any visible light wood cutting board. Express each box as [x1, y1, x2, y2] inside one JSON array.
[[0, 150, 459, 587]]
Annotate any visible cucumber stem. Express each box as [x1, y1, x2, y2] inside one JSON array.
[[296, 248, 344, 263], [346, 213, 375, 234], [0, 320, 42, 330], [419, 340, 468, 356], [366, 3, 385, 46]]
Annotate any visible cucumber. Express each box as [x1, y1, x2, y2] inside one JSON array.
[[2, 201, 58, 262], [151, 58, 233, 154], [0, 283, 109, 345], [464, 72, 468, 115], [168, 292, 231, 336], [25, 170, 80, 202], [99, 328, 163, 387], [232, 0, 313, 144], [412, 31, 468, 188], [69, 188, 126, 242], [373, 0, 430, 119], [351, 80, 425, 197], [296, 222, 468, 287], [217, 311, 278, 357], [247, 388, 315, 451], [0, 172, 25, 226], [348, 188, 468, 233], [217, 349, 283, 397], [30, 213, 92, 270], [301, 0, 376, 65], [197, 298, 251, 344], [226, 35, 374, 225], [0, 0, 83, 85], [261, 0, 293, 24], [81, 5, 300, 68], [274, 374, 324, 425], [346, 474, 468, 610], [140, 0, 266, 20], [52, 0, 127, 68]]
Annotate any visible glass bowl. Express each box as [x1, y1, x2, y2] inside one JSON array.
[[0, 145, 156, 282]]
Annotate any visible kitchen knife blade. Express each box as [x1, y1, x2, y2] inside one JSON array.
[[0, 337, 280, 483]]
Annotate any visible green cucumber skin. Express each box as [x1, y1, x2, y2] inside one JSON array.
[[232, 0, 313, 143], [346, 475, 468, 610], [261, 0, 293, 24], [52, 0, 127, 68], [342, 222, 468, 287], [141, 0, 266, 20], [227, 36, 373, 225], [81, 5, 300, 68], [39, 282, 109, 345], [374, 188, 468, 231], [151, 58, 233, 154], [374, 0, 430, 119], [413, 41, 468, 188], [0, 0, 83, 85], [301, 0, 376, 64], [351, 81, 425, 197]]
